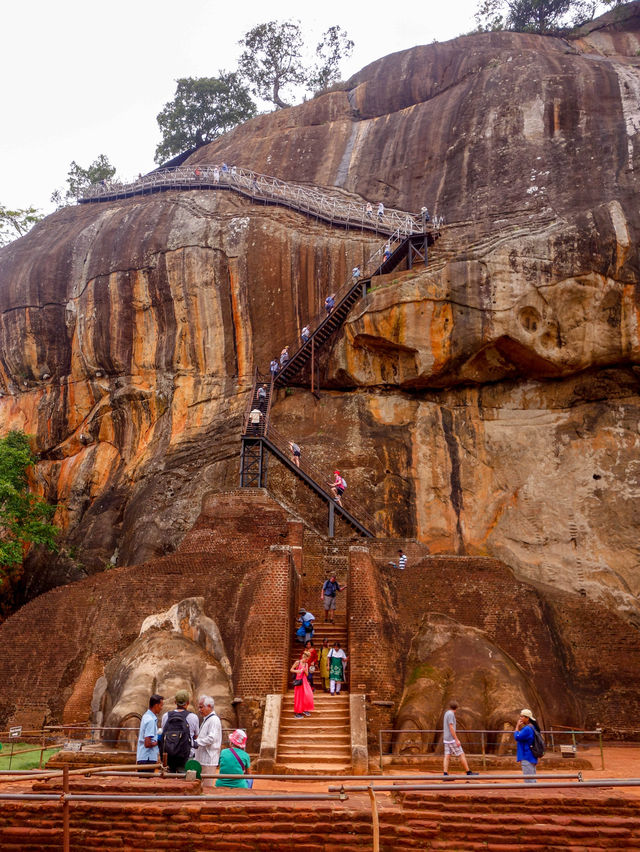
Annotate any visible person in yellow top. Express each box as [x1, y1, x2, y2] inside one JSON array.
[[318, 637, 331, 692]]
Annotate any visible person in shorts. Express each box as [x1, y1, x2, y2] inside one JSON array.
[[289, 441, 301, 467], [321, 574, 346, 623], [442, 701, 478, 778]]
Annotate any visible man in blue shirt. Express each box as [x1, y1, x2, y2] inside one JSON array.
[[514, 708, 538, 783], [136, 693, 164, 771]]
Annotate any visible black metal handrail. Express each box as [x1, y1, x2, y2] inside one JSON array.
[[274, 229, 414, 384], [265, 422, 379, 534]]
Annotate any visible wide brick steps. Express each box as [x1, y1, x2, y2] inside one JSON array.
[[278, 691, 351, 771], [2, 795, 640, 850]]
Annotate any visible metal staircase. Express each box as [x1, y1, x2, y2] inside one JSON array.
[[239, 372, 376, 538], [276, 232, 431, 388]]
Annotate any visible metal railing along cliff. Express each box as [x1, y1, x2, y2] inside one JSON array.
[[79, 164, 426, 238]]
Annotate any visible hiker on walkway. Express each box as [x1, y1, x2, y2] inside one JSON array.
[[216, 729, 252, 788], [194, 694, 222, 788], [296, 608, 316, 642], [514, 709, 540, 783], [330, 470, 346, 506], [301, 325, 311, 343], [365, 202, 373, 218], [321, 574, 346, 622], [325, 294, 335, 315], [318, 638, 331, 691], [328, 641, 348, 695], [383, 243, 392, 261], [270, 358, 279, 378], [389, 549, 407, 570], [291, 651, 314, 717], [136, 693, 163, 771], [213, 166, 220, 182], [352, 265, 361, 281], [257, 384, 267, 409], [289, 441, 301, 467], [248, 407, 263, 435], [442, 701, 478, 778], [280, 346, 290, 367], [377, 202, 385, 220], [421, 206, 430, 227], [160, 689, 199, 774], [303, 639, 319, 689]]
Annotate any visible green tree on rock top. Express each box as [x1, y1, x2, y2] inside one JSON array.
[[238, 21, 354, 109], [154, 74, 257, 165], [51, 154, 117, 206], [475, 0, 620, 32], [0, 205, 43, 248], [0, 431, 58, 592]]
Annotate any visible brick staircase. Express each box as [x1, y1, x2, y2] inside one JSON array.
[[277, 535, 352, 771]]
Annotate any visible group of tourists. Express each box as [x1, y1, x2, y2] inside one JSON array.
[[136, 691, 252, 788], [290, 576, 349, 718]]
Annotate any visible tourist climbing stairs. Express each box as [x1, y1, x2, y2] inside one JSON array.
[[278, 616, 351, 772], [275, 231, 431, 388]]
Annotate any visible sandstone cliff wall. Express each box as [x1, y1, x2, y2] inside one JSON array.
[[1, 7, 640, 626]]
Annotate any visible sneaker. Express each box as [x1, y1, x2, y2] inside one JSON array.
[[294, 714, 303, 719], [303, 711, 311, 716], [467, 771, 479, 776]]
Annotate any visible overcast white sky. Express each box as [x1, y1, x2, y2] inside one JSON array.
[[2, 0, 480, 214]]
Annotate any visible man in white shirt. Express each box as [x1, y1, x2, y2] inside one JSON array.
[[194, 695, 222, 787], [389, 549, 407, 570]]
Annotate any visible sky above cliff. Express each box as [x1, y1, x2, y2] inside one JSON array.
[[2, 0, 480, 214]]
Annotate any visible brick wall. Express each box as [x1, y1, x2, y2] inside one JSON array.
[[386, 555, 640, 730], [348, 545, 404, 745]]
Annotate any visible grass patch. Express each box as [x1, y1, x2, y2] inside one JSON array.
[[0, 742, 61, 770]]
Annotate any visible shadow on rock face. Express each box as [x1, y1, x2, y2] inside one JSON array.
[[95, 598, 234, 748], [393, 614, 542, 757]]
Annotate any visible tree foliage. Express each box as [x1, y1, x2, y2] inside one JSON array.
[[51, 154, 117, 205], [238, 20, 306, 109], [154, 74, 257, 164], [0, 431, 57, 588], [308, 26, 355, 92], [238, 20, 354, 109], [475, 0, 601, 31], [0, 205, 43, 247]]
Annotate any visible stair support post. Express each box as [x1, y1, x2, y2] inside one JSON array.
[[311, 338, 315, 395], [328, 502, 335, 538]]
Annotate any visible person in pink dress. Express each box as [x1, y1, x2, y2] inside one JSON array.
[[290, 651, 314, 718]]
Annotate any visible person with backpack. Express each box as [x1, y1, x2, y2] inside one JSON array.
[[160, 690, 198, 774], [321, 574, 346, 623], [514, 708, 543, 783]]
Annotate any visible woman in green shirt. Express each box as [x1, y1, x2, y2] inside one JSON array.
[[215, 729, 251, 788]]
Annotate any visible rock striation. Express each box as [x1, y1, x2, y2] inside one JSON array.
[[0, 4, 640, 727]]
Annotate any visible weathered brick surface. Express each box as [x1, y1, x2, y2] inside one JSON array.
[[0, 793, 639, 850], [0, 490, 295, 730]]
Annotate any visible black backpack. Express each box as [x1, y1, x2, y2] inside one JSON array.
[[162, 710, 191, 759], [530, 726, 546, 759]]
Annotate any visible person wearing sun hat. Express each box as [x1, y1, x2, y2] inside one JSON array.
[[215, 729, 252, 788], [514, 708, 540, 782]]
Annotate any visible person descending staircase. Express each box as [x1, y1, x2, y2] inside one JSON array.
[[278, 609, 351, 772]]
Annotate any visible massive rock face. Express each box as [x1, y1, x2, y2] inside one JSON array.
[[1, 4, 640, 627]]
